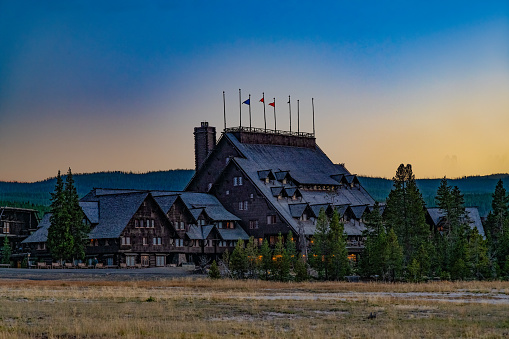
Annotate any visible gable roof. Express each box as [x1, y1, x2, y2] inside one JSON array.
[[79, 201, 99, 224], [22, 213, 51, 243], [288, 203, 309, 218], [88, 192, 149, 239], [426, 207, 485, 237]]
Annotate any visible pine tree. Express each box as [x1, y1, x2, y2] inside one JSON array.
[[1, 237, 11, 265], [385, 228, 403, 281], [294, 255, 308, 282], [208, 260, 221, 279], [47, 171, 74, 262], [484, 180, 509, 271], [229, 239, 247, 279], [359, 202, 387, 278], [65, 168, 90, 261], [273, 233, 291, 281], [285, 230, 298, 271], [309, 208, 329, 279], [468, 228, 491, 280], [245, 237, 259, 278], [327, 210, 349, 280], [260, 239, 272, 280], [384, 164, 429, 266]]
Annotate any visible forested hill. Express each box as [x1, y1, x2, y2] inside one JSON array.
[[0, 170, 194, 207], [1, 170, 508, 217], [358, 174, 509, 217]]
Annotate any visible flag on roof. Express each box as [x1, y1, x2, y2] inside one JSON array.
[[242, 99, 250, 105], [259, 97, 264, 103], [269, 101, 275, 107]]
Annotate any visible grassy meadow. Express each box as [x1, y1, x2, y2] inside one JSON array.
[[0, 279, 509, 338]]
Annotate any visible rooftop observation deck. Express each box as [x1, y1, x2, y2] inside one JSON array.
[[224, 126, 316, 148]]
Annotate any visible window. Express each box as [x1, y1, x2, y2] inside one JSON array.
[[175, 239, 183, 247], [141, 255, 149, 266], [143, 237, 148, 246], [265, 177, 270, 184], [156, 256, 166, 267], [153, 237, 161, 245], [250, 193, 254, 199], [126, 256, 136, 267], [226, 190, 230, 195], [301, 213, 308, 221], [225, 157, 230, 165], [233, 177, 238, 186], [244, 201, 248, 210], [239, 202, 244, 210], [238, 177, 243, 185], [226, 221, 234, 229], [106, 257, 113, 266], [2, 222, 9, 234], [178, 221, 185, 230], [249, 220, 259, 229], [121, 237, 131, 245], [269, 236, 276, 246], [135, 220, 139, 228], [219, 241, 227, 247], [37, 242, 46, 250], [267, 215, 277, 225], [139, 220, 144, 228], [207, 183, 212, 191], [151, 219, 155, 228]]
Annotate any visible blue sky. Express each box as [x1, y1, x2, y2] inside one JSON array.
[[1, 1, 508, 181]]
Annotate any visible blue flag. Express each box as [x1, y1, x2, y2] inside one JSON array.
[[243, 99, 250, 105]]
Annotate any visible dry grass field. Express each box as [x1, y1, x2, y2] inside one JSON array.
[[1, 278, 509, 338]]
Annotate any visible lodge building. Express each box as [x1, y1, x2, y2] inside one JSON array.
[[16, 122, 484, 267]]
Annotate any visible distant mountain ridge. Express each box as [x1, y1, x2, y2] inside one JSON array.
[[1, 170, 508, 217]]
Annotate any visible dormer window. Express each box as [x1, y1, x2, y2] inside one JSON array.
[[265, 177, 270, 184]]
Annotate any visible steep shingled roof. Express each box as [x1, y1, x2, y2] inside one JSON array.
[[88, 192, 148, 239], [223, 132, 374, 236], [22, 213, 51, 243], [426, 207, 485, 237]]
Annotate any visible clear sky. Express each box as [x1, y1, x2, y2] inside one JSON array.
[[1, 1, 508, 182]]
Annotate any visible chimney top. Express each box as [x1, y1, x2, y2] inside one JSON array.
[[201, 121, 209, 127]]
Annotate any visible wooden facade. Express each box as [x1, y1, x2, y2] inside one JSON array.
[[0, 206, 39, 265]]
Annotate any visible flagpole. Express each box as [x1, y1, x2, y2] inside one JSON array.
[[288, 95, 291, 132], [263, 92, 266, 132], [312, 97, 315, 137], [273, 98, 276, 132], [223, 91, 226, 131], [297, 99, 300, 135], [248, 94, 251, 131], [239, 89, 242, 128]]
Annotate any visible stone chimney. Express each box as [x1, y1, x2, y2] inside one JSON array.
[[194, 122, 216, 171]]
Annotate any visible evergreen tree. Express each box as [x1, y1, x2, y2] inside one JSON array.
[[285, 231, 298, 270], [359, 202, 387, 278], [385, 228, 403, 281], [65, 168, 89, 261], [309, 208, 330, 279], [229, 239, 247, 279], [245, 237, 259, 278], [260, 239, 273, 280], [208, 260, 221, 279], [327, 210, 349, 280], [384, 164, 429, 266], [273, 233, 291, 281], [47, 171, 74, 262], [294, 255, 308, 282], [1, 237, 11, 265], [468, 228, 491, 280], [484, 180, 509, 271]]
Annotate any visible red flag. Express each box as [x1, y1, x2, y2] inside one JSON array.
[[269, 101, 275, 107], [259, 97, 264, 103]]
